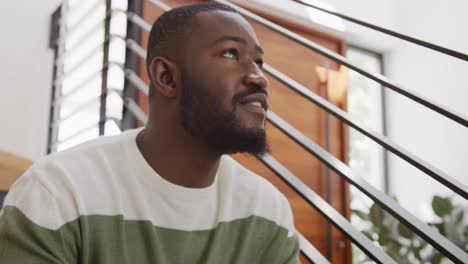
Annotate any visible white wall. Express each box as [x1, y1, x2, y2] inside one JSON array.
[[384, 0, 468, 220], [237, 0, 468, 221], [0, 0, 61, 160], [232, 0, 397, 52]]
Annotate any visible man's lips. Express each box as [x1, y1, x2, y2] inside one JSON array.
[[237, 93, 268, 118], [238, 93, 268, 112]]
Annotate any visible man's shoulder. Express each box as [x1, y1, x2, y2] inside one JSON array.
[[16, 130, 137, 193], [38, 129, 136, 169], [44, 130, 131, 164], [3, 130, 139, 229]]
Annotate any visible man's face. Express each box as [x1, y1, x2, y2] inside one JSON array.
[[178, 10, 270, 156]]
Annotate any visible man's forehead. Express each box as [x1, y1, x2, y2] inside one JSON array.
[[193, 10, 259, 46]]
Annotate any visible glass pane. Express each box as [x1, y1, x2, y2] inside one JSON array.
[[347, 47, 385, 192], [52, 0, 128, 153], [347, 47, 387, 262], [58, 104, 100, 142]]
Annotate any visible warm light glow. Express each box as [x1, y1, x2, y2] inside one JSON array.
[[315, 65, 348, 104]]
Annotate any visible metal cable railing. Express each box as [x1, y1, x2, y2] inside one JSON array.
[[266, 111, 468, 262], [215, 0, 468, 129], [298, 233, 331, 264], [264, 64, 468, 199], [290, 0, 468, 62], [126, 10, 152, 32], [259, 154, 397, 264], [126, 38, 148, 60], [124, 98, 149, 124], [125, 69, 149, 96]]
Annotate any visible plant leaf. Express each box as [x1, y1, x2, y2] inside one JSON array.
[[414, 247, 422, 260], [362, 230, 375, 240], [431, 253, 443, 264], [434, 223, 445, 235], [378, 231, 390, 246], [390, 254, 411, 264], [455, 209, 464, 223], [432, 196, 453, 217], [370, 203, 384, 226], [444, 222, 461, 245], [352, 209, 370, 221], [386, 241, 402, 256], [397, 223, 414, 239]]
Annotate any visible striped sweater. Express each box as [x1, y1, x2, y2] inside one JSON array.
[[0, 128, 299, 263]]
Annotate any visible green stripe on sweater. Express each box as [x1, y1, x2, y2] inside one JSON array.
[[0, 206, 299, 264]]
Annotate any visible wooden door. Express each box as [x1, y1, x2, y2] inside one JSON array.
[[138, 1, 350, 262]]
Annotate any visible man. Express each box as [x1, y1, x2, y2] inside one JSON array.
[[0, 2, 299, 263]]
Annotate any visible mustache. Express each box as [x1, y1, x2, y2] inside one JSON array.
[[232, 86, 269, 110]]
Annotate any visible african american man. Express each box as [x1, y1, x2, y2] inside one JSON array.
[[0, 2, 300, 263]]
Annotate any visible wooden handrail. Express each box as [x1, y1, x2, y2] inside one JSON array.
[[0, 151, 32, 191]]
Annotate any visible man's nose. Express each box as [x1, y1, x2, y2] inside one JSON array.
[[242, 63, 269, 94]]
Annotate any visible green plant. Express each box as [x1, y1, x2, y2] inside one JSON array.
[[352, 196, 467, 263]]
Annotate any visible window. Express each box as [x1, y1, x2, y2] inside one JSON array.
[[347, 46, 387, 193], [347, 46, 387, 262], [48, 0, 129, 153]]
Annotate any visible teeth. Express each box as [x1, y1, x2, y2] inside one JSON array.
[[248, 101, 262, 107]]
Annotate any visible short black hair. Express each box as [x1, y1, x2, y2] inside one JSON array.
[[146, 2, 238, 97]]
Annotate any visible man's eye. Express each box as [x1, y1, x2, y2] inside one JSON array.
[[222, 49, 238, 60]]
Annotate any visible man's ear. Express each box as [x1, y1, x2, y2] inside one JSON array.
[[149, 57, 179, 98]]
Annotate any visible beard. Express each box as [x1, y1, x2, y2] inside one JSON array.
[[179, 70, 269, 156]]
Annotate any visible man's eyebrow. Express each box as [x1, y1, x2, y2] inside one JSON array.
[[212, 35, 264, 55]]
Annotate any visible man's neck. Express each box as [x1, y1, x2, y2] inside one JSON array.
[[136, 124, 221, 189]]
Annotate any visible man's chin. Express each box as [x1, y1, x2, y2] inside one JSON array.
[[224, 145, 270, 156], [236, 117, 267, 132], [240, 146, 271, 157], [216, 127, 270, 156]]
